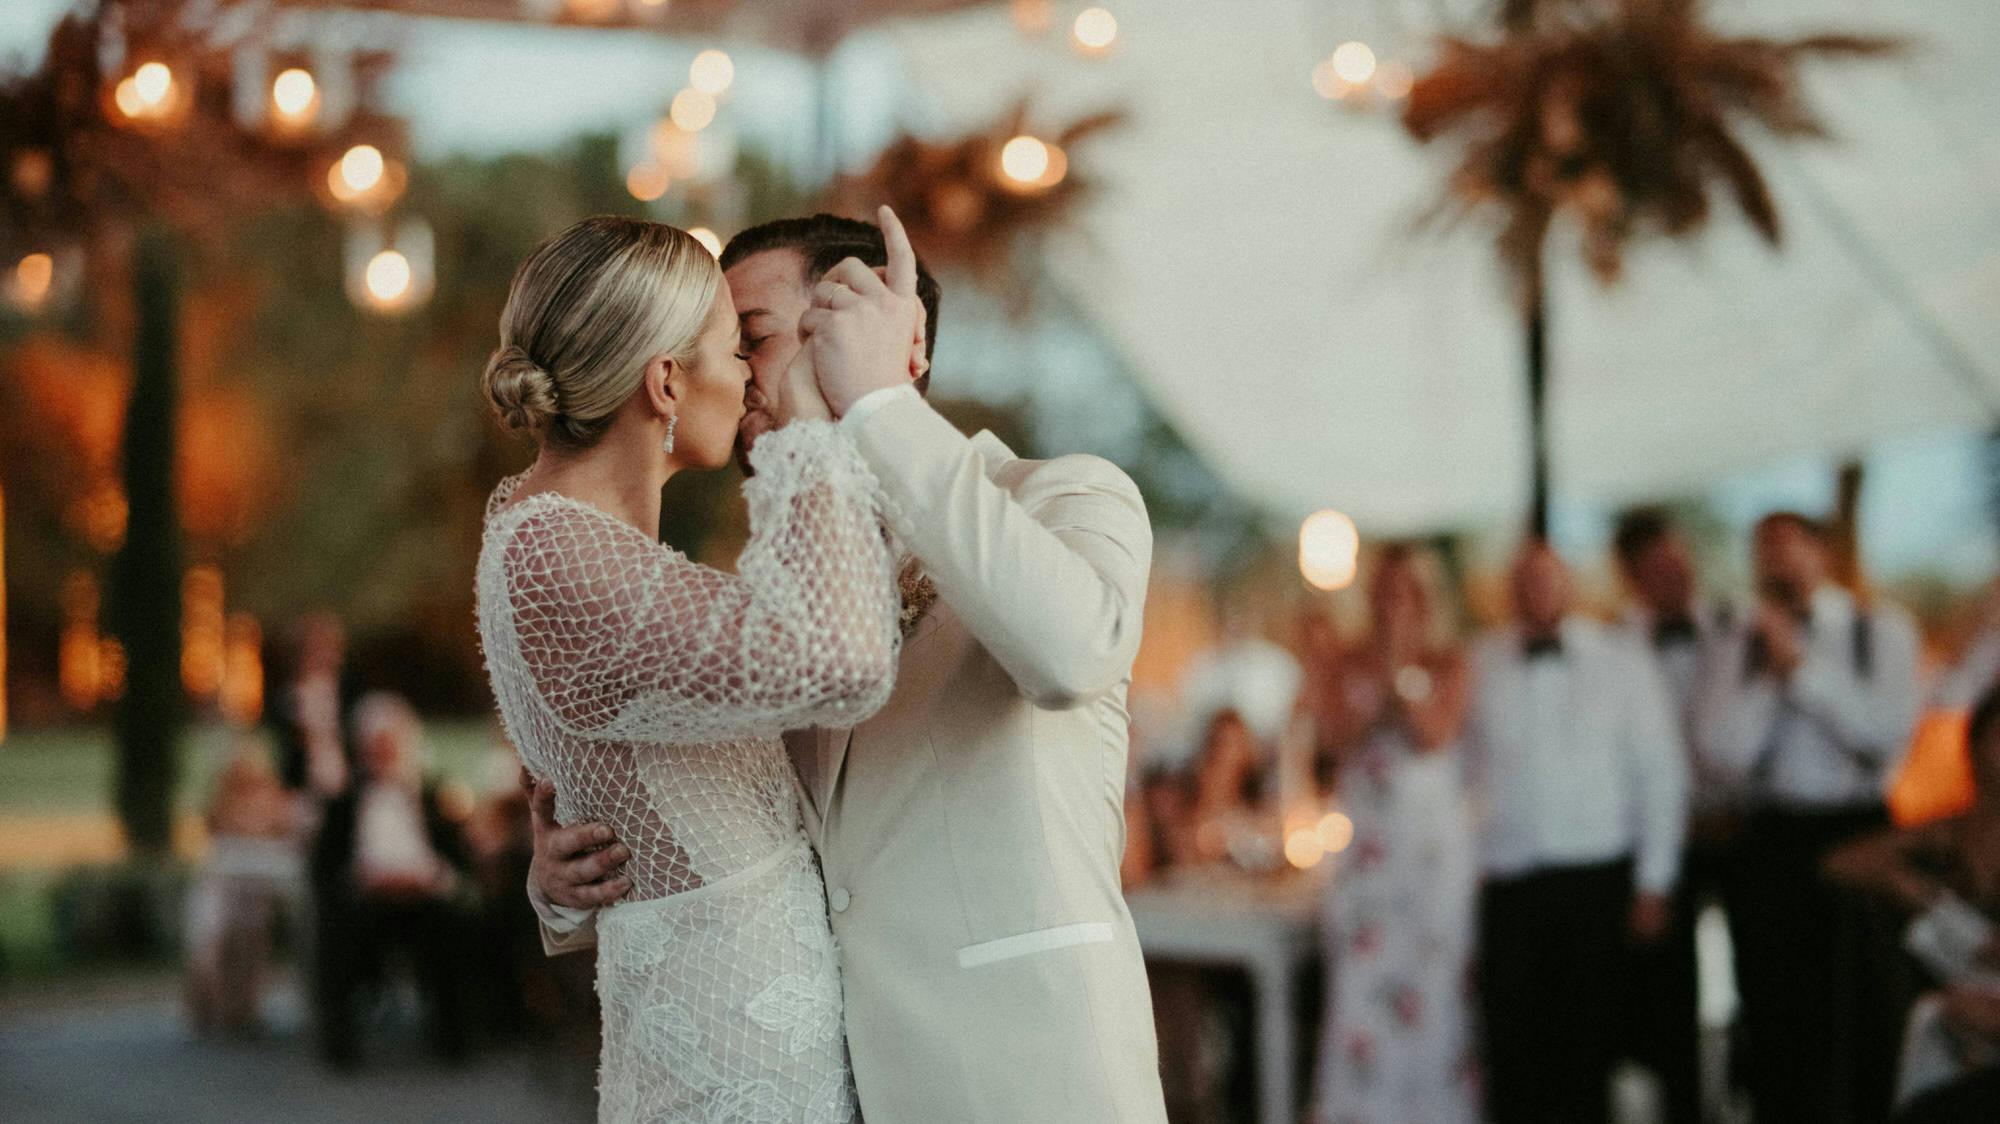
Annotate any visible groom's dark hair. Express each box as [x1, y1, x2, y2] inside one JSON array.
[[721, 214, 942, 395]]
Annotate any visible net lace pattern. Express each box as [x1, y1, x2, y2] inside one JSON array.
[[475, 421, 899, 1123]]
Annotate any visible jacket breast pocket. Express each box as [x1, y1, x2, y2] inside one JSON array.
[[955, 921, 1116, 969]]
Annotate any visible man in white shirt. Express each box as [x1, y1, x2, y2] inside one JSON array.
[[522, 214, 1167, 1123], [1691, 511, 1923, 1121], [1465, 541, 1688, 1124], [1609, 508, 1732, 1124]]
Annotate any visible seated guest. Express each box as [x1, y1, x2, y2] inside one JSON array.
[[1465, 541, 1688, 1124], [1189, 708, 1271, 866], [1827, 682, 2000, 1119], [309, 692, 477, 1068], [184, 740, 299, 1035], [1309, 545, 1480, 1124]]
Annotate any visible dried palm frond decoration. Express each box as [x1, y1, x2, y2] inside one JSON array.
[[824, 98, 1124, 278], [1403, 0, 1898, 286], [1398, 0, 1897, 535]]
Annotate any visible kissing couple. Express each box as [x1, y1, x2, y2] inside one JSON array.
[[474, 205, 1168, 1123]]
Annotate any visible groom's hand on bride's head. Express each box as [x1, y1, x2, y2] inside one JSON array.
[[528, 779, 632, 909]]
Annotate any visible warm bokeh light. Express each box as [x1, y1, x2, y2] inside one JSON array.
[[1317, 811, 1355, 853], [1311, 59, 1352, 100], [1375, 60, 1414, 100], [688, 226, 722, 257], [1284, 827, 1325, 869], [1331, 41, 1377, 85], [182, 566, 225, 701], [59, 571, 102, 711], [133, 62, 174, 107], [0, 484, 6, 742], [627, 161, 671, 202], [12, 252, 54, 310], [271, 67, 318, 122], [113, 78, 146, 118], [219, 613, 264, 726], [690, 49, 735, 96], [337, 144, 385, 194], [364, 249, 413, 305], [1072, 7, 1118, 55], [671, 88, 718, 132], [1012, 0, 1055, 36], [1299, 508, 1360, 590], [566, 0, 621, 20], [1000, 135, 1052, 183]]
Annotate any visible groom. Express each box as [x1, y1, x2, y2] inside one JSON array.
[[527, 212, 1168, 1123]]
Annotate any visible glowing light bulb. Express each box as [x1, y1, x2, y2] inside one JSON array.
[[671, 88, 717, 132], [12, 252, 54, 310], [689, 49, 734, 96], [627, 162, 671, 202], [338, 144, 385, 194], [1331, 41, 1377, 85], [364, 250, 413, 306], [114, 78, 146, 118], [133, 62, 174, 107], [1316, 811, 1354, 853], [1284, 828, 1325, 870], [1000, 135, 1051, 184], [687, 227, 722, 257], [272, 68, 318, 121], [1072, 7, 1117, 55], [1299, 509, 1360, 591], [1311, 59, 1352, 100]]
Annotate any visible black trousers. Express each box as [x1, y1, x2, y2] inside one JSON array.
[[1721, 803, 1903, 1123], [314, 894, 472, 1068], [1480, 859, 1635, 1124], [1622, 839, 1724, 1124]]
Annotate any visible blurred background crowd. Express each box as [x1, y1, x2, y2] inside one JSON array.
[[2, 0, 1997, 1121]]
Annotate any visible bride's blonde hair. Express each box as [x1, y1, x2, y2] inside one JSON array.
[[484, 216, 722, 450]]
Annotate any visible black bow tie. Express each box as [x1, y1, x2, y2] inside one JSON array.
[[1522, 635, 1564, 661], [1653, 617, 1698, 649]]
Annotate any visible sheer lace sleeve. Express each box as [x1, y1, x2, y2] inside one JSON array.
[[500, 420, 898, 747]]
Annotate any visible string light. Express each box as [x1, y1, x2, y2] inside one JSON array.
[[364, 249, 413, 306], [271, 67, 319, 124], [689, 49, 734, 96], [1284, 827, 1325, 869], [1316, 811, 1355, 853], [134, 62, 174, 106], [10, 252, 54, 311], [1299, 509, 1360, 591], [627, 161, 671, 202], [671, 88, 717, 132], [1072, 7, 1118, 56], [687, 227, 722, 257], [336, 144, 385, 195], [1331, 41, 1377, 85], [1000, 135, 1051, 183], [1311, 59, 1351, 100]]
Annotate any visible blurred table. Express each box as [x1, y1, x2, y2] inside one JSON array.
[[1128, 866, 1323, 1124]]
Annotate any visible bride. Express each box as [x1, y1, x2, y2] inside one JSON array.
[[474, 213, 912, 1121]]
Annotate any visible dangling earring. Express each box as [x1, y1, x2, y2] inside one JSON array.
[[662, 414, 678, 455]]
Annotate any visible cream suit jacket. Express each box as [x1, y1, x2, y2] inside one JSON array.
[[535, 390, 1166, 1123]]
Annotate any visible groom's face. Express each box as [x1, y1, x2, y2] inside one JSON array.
[[724, 248, 813, 466]]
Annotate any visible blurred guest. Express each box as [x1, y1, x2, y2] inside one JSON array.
[[1173, 603, 1302, 769], [1693, 511, 1923, 1120], [1189, 709, 1271, 866], [1308, 545, 1480, 1124], [1466, 542, 1688, 1124], [309, 692, 477, 1069], [1611, 507, 1732, 1124], [1826, 680, 2000, 1118], [267, 611, 360, 799], [183, 739, 300, 1035]]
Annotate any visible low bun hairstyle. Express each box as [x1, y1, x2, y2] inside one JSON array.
[[483, 216, 723, 450]]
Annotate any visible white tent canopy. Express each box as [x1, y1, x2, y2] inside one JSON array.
[[892, 0, 2000, 534]]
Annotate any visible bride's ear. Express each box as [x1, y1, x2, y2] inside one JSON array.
[[642, 354, 678, 419]]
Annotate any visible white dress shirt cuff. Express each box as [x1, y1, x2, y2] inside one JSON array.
[[526, 869, 597, 935], [839, 384, 920, 431]]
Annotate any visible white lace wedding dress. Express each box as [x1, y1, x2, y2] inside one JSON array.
[[475, 421, 899, 1124]]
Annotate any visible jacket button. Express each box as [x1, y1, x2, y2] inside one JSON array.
[[828, 887, 851, 912]]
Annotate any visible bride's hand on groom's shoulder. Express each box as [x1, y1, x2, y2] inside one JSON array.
[[528, 778, 632, 909], [799, 205, 926, 417]]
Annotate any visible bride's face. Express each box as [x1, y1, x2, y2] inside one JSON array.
[[724, 248, 813, 462], [666, 285, 754, 471]]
